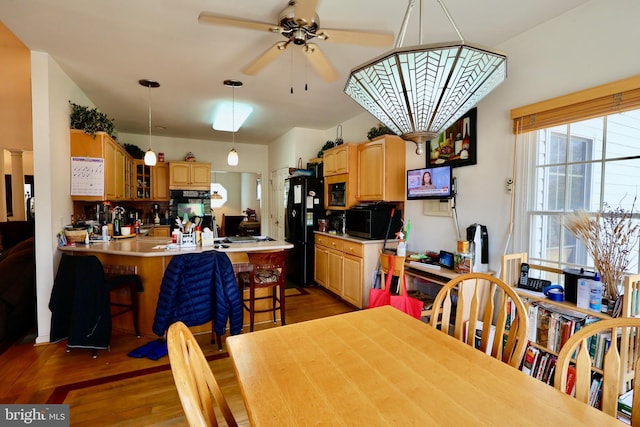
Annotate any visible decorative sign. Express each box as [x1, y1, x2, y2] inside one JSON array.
[[71, 157, 104, 196]]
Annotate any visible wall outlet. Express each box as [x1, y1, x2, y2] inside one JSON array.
[[506, 178, 513, 193]]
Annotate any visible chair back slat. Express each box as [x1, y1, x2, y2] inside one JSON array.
[[601, 331, 621, 418], [430, 273, 529, 368]]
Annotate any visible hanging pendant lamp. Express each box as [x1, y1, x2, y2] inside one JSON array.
[[225, 79, 242, 166], [139, 79, 160, 166], [344, 0, 506, 155]]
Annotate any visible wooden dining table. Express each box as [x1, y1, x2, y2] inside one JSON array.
[[226, 305, 622, 426]]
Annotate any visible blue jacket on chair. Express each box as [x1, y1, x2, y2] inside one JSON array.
[[152, 251, 242, 337]]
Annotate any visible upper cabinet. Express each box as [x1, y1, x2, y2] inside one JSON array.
[[357, 135, 406, 202], [70, 130, 129, 201], [169, 161, 211, 190], [323, 144, 357, 176], [132, 160, 169, 201], [152, 163, 170, 200]]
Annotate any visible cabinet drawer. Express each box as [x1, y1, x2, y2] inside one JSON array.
[[343, 241, 363, 258], [314, 234, 343, 251]]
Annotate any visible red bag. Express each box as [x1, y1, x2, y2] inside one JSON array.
[[390, 273, 423, 320], [368, 256, 423, 320]]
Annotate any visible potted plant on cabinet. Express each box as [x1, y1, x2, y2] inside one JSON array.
[[69, 101, 116, 138]]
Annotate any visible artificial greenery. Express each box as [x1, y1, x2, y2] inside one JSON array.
[[69, 101, 116, 138], [367, 123, 396, 140], [123, 143, 145, 159], [317, 140, 336, 158]]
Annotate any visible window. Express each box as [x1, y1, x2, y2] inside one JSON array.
[[512, 77, 640, 275]]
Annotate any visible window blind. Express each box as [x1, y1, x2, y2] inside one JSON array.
[[510, 75, 640, 134]]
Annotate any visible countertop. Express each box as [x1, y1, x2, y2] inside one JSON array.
[[313, 231, 395, 245], [58, 235, 293, 257]]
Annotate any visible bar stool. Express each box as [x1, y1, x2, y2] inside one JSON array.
[[237, 250, 287, 332], [103, 264, 143, 338]]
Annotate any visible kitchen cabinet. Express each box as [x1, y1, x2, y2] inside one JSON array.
[[151, 163, 169, 200], [133, 160, 169, 201], [133, 160, 151, 200], [314, 233, 391, 308], [169, 161, 211, 190], [70, 130, 129, 201], [357, 135, 406, 202], [323, 144, 358, 210], [323, 143, 356, 176]]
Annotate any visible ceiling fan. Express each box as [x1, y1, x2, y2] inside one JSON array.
[[198, 0, 395, 82]]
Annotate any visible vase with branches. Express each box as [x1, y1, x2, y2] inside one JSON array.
[[563, 198, 639, 301]]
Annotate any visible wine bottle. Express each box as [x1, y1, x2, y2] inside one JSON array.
[[462, 121, 470, 151]]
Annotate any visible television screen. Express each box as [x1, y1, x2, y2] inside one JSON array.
[[177, 202, 205, 218], [406, 165, 453, 200]]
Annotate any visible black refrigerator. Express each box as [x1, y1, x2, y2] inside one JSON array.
[[285, 175, 324, 286]]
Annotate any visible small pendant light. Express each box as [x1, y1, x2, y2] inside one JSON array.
[[139, 79, 160, 166], [225, 79, 242, 166]]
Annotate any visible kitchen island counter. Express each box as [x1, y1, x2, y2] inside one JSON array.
[[58, 236, 292, 257], [57, 236, 293, 337]]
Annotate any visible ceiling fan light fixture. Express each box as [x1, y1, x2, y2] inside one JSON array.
[[344, 0, 507, 155]]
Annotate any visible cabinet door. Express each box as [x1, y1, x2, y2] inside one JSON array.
[[152, 163, 170, 200], [314, 245, 329, 287], [327, 249, 343, 295], [134, 160, 151, 199], [190, 163, 211, 188], [169, 163, 191, 187], [335, 147, 349, 174], [358, 141, 384, 201], [324, 150, 337, 176], [343, 253, 363, 307], [114, 147, 126, 200], [104, 139, 117, 199]]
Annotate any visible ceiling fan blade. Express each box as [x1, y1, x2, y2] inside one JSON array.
[[242, 41, 289, 76], [198, 12, 279, 33], [317, 28, 394, 47], [303, 43, 338, 83], [293, 0, 319, 26]]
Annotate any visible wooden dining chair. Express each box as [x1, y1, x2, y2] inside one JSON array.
[[167, 321, 238, 427], [430, 273, 529, 368], [379, 250, 406, 294], [554, 317, 640, 424]]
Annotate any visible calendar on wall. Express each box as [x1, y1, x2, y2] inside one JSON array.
[[71, 157, 104, 196]]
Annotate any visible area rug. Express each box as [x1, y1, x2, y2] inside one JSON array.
[[46, 352, 229, 404]]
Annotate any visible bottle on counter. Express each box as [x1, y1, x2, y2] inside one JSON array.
[[102, 222, 109, 242], [396, 239, 406, 257], [114, 216, 121, 236]]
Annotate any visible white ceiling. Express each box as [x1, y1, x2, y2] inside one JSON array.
[[0, 0, 590, 145]]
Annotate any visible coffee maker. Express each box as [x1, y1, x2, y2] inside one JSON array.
[[466, 224, 489, 273]]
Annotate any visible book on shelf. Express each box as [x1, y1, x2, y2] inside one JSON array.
[[527, 304, 538, 342], [565, 365, 577, 397], [536, 305, 550, 347], [618, 389, 633, 416], [521, 345, 540, 376], [535, 353, 549, 381], [588, 373, 603, 408], [541, 355, 557, 385]]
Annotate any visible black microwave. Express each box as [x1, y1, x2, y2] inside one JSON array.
[[345, 204, 402, 240]]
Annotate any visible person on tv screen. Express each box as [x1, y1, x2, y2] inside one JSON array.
[[419, 171, 436, 190]]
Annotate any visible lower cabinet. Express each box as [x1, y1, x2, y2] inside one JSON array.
[[314, 233, 389, 308]]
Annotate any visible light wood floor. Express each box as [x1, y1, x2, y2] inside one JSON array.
[[0, 286, 355, 426]]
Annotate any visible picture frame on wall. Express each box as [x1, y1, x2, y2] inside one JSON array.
[[427, 107, 477, 168]]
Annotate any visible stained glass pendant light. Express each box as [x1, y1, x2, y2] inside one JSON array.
[[344, 0, 507, 154], [139, 79, 160, 166]]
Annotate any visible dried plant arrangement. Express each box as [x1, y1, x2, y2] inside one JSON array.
[[563, 198, 639, 300]]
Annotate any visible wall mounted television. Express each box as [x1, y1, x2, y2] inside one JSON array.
[[406, 165, 453, 200]]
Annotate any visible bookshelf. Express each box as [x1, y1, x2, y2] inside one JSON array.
[[501, 253, 640, 400]]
